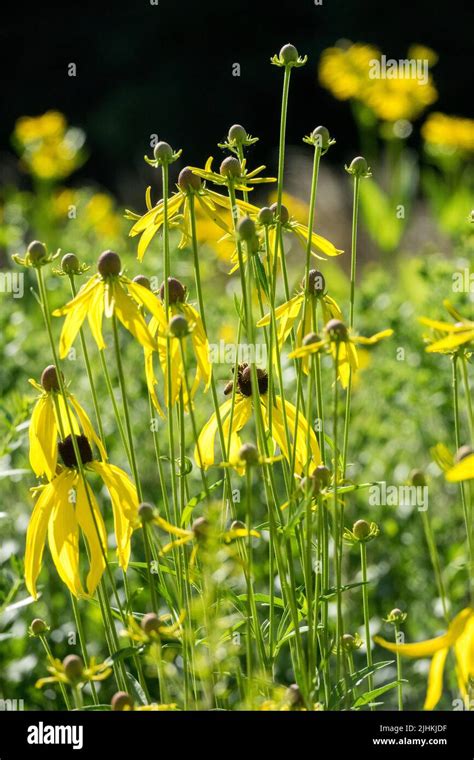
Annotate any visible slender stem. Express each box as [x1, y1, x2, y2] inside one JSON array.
[[360, 542, 374, 703], [39, 635, 71, 710], [394, 623, 404, 711]]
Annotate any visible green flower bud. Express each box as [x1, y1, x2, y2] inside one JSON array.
[[238, 442, 259, 465], [258, 206, 274, 226], [228, 124, 247, 144], [169, 314, 189, 338], [138, 502, 155, 523], [347, 156, 369, 177], [352, 520, 371, 540], [237, 216, 256, 241], [280, 44, 299, 65], [220, 156, 241, 178], [27, 240, 47, 264], [341, 633, 362, 651], [111, 691, 134, 711], [30, 618, 48, 636], [312, 126, 330, 151], [313, 464, 331, 489], [63, 654, 84, 681], [61, 253, 80, 275], [153, 141, 173, 163], [178, 167, 201, 193], [141, 612, 161, 636], [98, 250, 121, 277], [410, 469, 426, 487], [231, 519, 246, 531]]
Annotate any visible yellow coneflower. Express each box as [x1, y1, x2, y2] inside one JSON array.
[[25, 434, 138, 599], [422, 112, 474, 154], [121, 611, 185, 644], [257, 269, 343, 371], [36, 654, 112, 689], [28, 365, 106, 480], [144, 277, 211, 409], [289, 319, 393, 389], [419, 300, 474, 353], [52, 250, 164, 357], [375, 607, 474, 710], [431, 443, 474, 483], [195, 364, 321, 475]]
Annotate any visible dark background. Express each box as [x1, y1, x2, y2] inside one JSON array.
[[1, 0, 472, 200]]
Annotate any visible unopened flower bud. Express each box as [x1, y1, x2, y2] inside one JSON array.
[[454, 445, 473, 463], [352, 519, 371, 540], [27, 240, 47, 263], [302, 332, 320, 346], [30, 618, 48, 636], [341, 633, 360, 651], [237, 216, 256, 241], [159, 277, 186, 304], [98, 250, 121, 277], [306, 269, 325, 295], [410, 469, 426, 487], [169, 314, 189, 338], [258, 207, 274, 226], [111, 691, 134, 711], [231, 520, 246, 531], [280, 44, 299, 64], [313, 464, 331, 489], [178, 167, 201, 192], [63, 654, 84, 681], [153, 141, 173, 162], [325, 319, 348, 341], [228, 124, 247, 144], [220, 156, 241, 178], [312, 126, 330, 151], [238, 442, 259, 465], [192, 516, 209, 540], [348, 156, 369, 177], [61, 253, 80, 275]]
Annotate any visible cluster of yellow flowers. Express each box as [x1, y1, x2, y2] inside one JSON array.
[[14, 110, 84, 180], [319, 42, 438, 122], [422, 112, 474, 154]]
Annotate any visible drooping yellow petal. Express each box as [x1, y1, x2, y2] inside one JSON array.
[[195, 397, 234, 469], [125, 279, 167, 328], [54, 279, 99, 358], [353, 329, 394, 345], [424, 647, 449, 710], [426, 330, 474, 353], [87, 281, 106, 351], [25, 475, 64, 597], [446, 454, 474, 482], [263, 396, 321, 473], [29, 395, 57, 479], [223, 397, 252, 469], [453, 615, 474, 698], [112, 281, 157, 352], [419, 317, 464, 332], [47, 471, 85, 597], [88, 461, 138, 570], [144, 348, 165, 418], [183, 304, 211, 390], [74, 478, 107, 595], [374, 607, 473, 658], [68, 393, 107, 462], [288, 339, 326, 360]]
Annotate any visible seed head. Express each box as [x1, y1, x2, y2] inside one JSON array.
[[231, 520, 246, 531], [132, 274, 151, 290], [306, 269, 325, 296], [169, 314, 189, 338], [302, 332, 320, 346], [63, 654, 84, 681], [220, 156, 241, 179], [313, 464, 331, 489], [238, 365, 268, 397], [58, 435, 94, 468], [98, 250, 121, 277], [138, 502, 155, 524], [153, 141, 173, 162], [111, 691, 134, 711], [352, 519, 371, 540], [325, 319, 348, 342], [178, 167, 201, 193], [141, 612, 161, 636], [41, 364, 61, 392], [27, 240, 47, 264], [61, 253, 80, 275], [270, 202, 289, 225], [159, 277, 186, 304], [238, 442, 259, 465]]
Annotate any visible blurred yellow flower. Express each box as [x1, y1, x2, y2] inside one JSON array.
[[13, 110, 84, 181], [319, 43, 379, 101], [422, 112, 474, 154], [85, 193, 121, 238]]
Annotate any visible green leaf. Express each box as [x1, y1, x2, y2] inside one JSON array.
[[353, 680, 406, 708], [109, 646, 143, 664], [126, 672, 148, 706], [181, 479, 223, 526], [319, 581, 368, 601], [236, 593, 285, 609]]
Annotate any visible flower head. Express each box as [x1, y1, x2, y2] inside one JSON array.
[[25, 434, 138, 598], [419, 301, 474, 354], [36, 654, 112, 689], [12, 240, 58, 269]]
